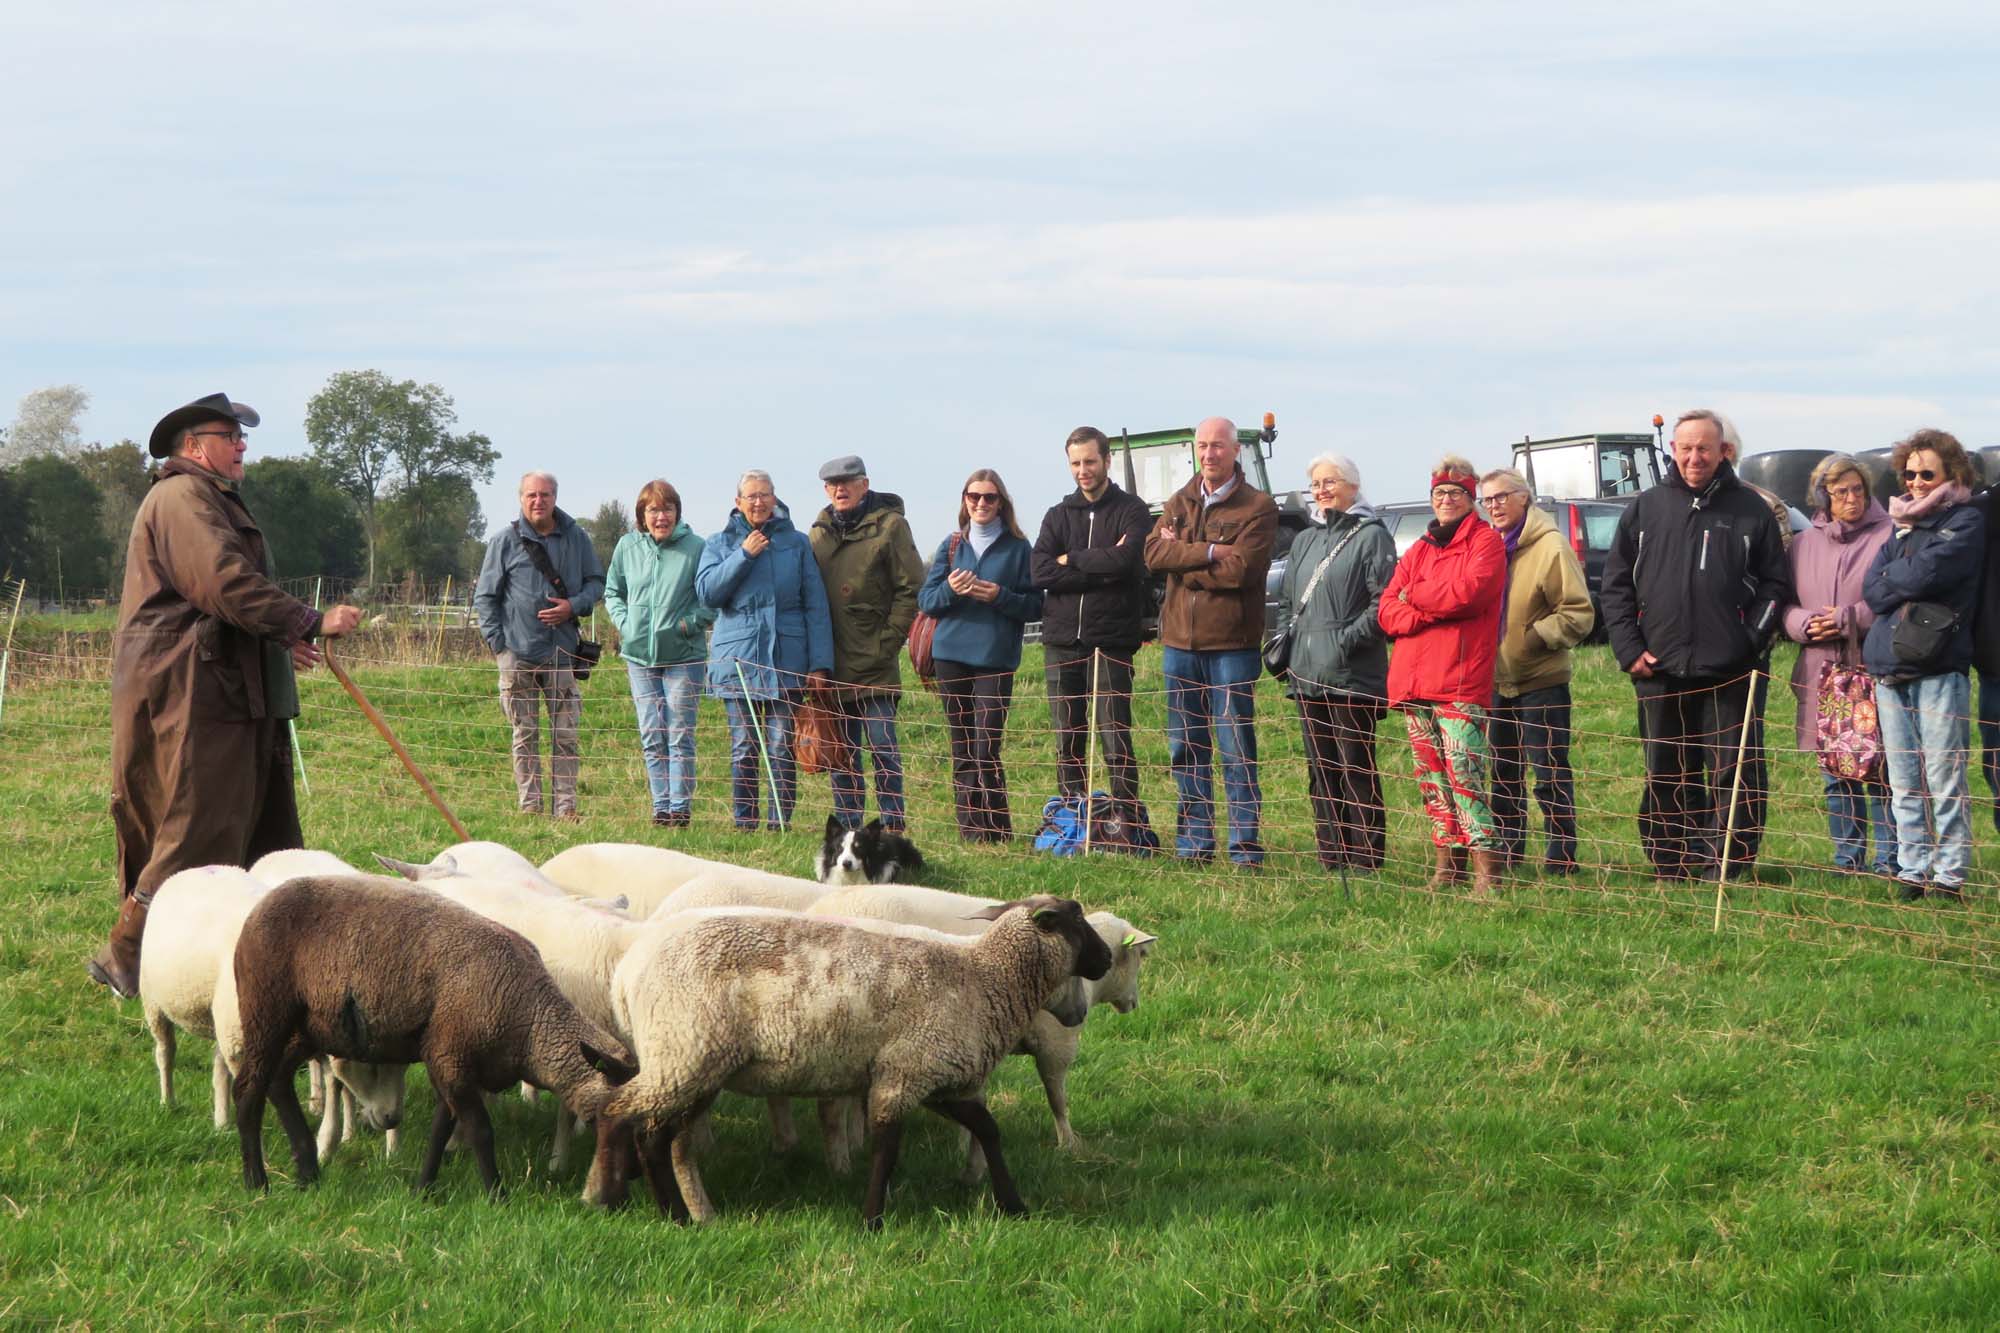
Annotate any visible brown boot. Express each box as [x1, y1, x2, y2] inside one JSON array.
[[1424, 844, 1466, 891], [87, 893, 148, 999], [1469, 848, 1501, 899]]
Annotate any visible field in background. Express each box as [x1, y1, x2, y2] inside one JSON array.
[[3, 635, 2000, 1324]]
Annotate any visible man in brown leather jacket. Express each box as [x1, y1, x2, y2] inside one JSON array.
[[91, 393, 360, 997], [1143, 417, 1279, 866]]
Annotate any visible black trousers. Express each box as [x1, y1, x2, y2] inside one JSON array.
[[1635, 671, 1768, 876], [1296, 691, 1386, 871], [1043, 643, 1139, 803], [936, 660, 1016, 842], [1489, 684, 1579, 868]]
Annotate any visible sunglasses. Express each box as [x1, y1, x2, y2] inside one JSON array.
[[190, 428, 247, 443], [963, 491, 1001, 505], [1902, 469, 1938, 482]]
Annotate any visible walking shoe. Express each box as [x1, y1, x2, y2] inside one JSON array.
[[653, 809, 690, 829], [1896, 879, 1927, 902], [1931, 882, 1964, 900]]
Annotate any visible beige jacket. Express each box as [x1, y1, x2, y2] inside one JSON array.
[[1494, 506, 1595, 698]]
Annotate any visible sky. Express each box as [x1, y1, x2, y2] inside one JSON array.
[[6, 1, 1999, 564]]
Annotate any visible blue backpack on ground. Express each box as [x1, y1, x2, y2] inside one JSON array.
[[1034, 793, 1159, 857]]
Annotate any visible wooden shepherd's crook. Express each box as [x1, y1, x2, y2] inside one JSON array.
[[323, 644, 471, 842]]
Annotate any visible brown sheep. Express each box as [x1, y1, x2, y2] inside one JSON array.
[[231, 874, 635, 1196]]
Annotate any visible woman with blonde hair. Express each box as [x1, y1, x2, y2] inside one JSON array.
[[1781, 453, 1895, 875], [917, 468, 1043, 841], [1378, 454, 1509, 895], [1863, 428, 1985, 899]]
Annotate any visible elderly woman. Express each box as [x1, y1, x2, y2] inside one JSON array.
[[1781, 454, 1896, 876], [917, 469, 1044, 842], [1276, 453, 1396, 871], [695, 470, 835, 833], [1863, 429, 1986, 900], [1378, 455, 1509, 894], [605, 480, 716, 827]]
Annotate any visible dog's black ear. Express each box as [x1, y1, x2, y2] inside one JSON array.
[[825, 814, 845, 837], [863, 817, 884, 834]]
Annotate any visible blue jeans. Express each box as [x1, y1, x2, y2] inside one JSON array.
[[1876, 672, 1972, 889], [628, 661, 703, 816], [723, 692, 798, 830], [1823, 773, 1896, 875], [831, 692, 904, 832], [1162, 646, 1263, 863], [1978, 672, 2000, 833]]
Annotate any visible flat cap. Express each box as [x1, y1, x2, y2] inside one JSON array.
[[818, 454, 867, 483], [149, 392, 261, 459]]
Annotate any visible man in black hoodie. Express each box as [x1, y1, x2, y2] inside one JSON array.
[[1031, 426, 1156, 804], [1971, 482, 2000, 833], [1599, 409, 1791, 879]]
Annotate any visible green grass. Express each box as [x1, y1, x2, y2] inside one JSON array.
[[4, 639, 2000, 1327]]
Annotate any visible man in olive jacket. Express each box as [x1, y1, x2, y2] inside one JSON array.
[[1143, 417, 1279, 866], [1478, 469, 1595, 873], [810, 454, 926, 832], [94, 393, 362, 997]]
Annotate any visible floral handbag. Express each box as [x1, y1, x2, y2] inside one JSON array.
[[1815, 651, 1882, 782]]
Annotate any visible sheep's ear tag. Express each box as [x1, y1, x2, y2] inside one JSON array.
[[1121, 932, 1141, 949]]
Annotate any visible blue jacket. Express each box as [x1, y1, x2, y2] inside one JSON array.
[[695, 503, 834, 699], [917, 529, 1043, 671], [473, 508, 604, 664], [604, 524, 715, 667], [1862, 500, 1984, 682]]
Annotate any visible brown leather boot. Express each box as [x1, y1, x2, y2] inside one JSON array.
[[87, 892, 147, 999], [1469, 848, 1501, 899]]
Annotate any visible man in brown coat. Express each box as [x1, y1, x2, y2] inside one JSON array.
[[90, 393, 361, 997], [1143, 417, 1279, 866]]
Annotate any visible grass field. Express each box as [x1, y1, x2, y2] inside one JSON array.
[[4, 634, 2000, 1327]]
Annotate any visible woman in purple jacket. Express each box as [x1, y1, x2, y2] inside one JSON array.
[[1781, 454, 1895, 876]]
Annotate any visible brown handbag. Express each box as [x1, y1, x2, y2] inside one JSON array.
[[794, 691, 848, 775], [906, 531, 963, 688]]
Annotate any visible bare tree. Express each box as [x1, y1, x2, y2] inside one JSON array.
[[4, 384, 91, 463]]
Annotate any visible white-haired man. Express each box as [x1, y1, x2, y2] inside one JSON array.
[[475, 470, 605, 818]]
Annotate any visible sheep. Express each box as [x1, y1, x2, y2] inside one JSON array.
[[807, 883, 1158, 1177], [231, 873, 636, 1195], [137, 865, 404, 1151], [539, 842, 725, 916], [650, 865, 827, 918], [373, 840, 572, 896], [248, 848, 363, 883], [591, 896, 1111, 1228]]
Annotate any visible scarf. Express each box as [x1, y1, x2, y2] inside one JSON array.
[[1426, 513, 1467, 546], [1496, 513, 1527, 632], [1888, 481, 1969, 534], [828, 491, 880, 533], [967, 517, 1003, 560], [1820, 498, 1888, 544]]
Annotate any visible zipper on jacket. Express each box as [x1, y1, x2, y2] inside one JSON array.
[[1076, 508, 1095, 639], [1699, 528, 1710, 571], [1632, 529, 1646, 585]]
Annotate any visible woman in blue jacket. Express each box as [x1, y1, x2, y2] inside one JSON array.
[[696, 469, 835, 832], [1863, 428, 1986, 900], [605, 480, 715, 826], [918, 469, 1044, 842]]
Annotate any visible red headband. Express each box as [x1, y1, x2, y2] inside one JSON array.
[[1430, 472, 1472, 494]]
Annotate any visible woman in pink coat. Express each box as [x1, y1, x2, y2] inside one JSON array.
[[1781, 453, 1895, 876]]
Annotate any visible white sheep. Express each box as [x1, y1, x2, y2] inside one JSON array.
[[807, 882, 1157, 1177], [247, 848, 364, 884], [650, 865, 827, 917], [591, 897, 1111, 1227], [539, 842, 725, 916], [373, 840, 572, 896]]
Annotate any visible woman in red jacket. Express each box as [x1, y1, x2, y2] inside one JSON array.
[[1378, 456, 1509, 895]]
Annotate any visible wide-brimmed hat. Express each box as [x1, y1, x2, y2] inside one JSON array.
[[148, 392, 260, 459]]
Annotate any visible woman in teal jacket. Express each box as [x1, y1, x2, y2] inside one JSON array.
[[605, 480, 715, 826]]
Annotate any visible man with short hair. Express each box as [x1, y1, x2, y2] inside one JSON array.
[[1143, 417, 1280, 866], [1477, 469, 1594, 873], [1600, 409, 1791, 879], [1031, 426, 1155, 807], [809, 455, 926, 833], [94, 393, 362, 997], [475, 470, 604, 818]]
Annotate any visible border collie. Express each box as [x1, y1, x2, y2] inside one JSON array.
[[815, 815, 926, 886]]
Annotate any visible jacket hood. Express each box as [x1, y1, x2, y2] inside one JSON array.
[[1512, 504, 1559, 549], [636, 520, 698, 546], [1316, 500, 1378, 526], [723, 500, 797, 539], [1812, 499, 1890, 544], [514, 506, 579, 540], [1062, 481, 1133, 510], [815, 490, 906, 532]]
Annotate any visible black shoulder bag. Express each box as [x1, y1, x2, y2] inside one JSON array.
[[519, 531, 604, 681]]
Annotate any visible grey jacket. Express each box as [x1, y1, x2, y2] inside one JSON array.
[[1275, 504, 1396, 700], [474, 507, 606, 664]]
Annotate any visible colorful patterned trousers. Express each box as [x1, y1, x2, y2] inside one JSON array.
[[1404, 700, 1497, 850]]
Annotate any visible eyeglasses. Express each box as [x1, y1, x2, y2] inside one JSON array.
[[1902, 469, 1938, 482], [1826, 483, 1869, 500], [963, 491, 1001, 505], [1309, 478, 1347, 492], [191, 428, 247, 443], [738, 492, 775, 503], [1431, 487, 1470, 501], [1478, 492, 1523, 507]]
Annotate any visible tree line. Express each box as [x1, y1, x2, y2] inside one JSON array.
[[1, 373, 500, 601]]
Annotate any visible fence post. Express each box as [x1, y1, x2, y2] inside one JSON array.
[[1712, 670, 1760, 932], [1082, 648, 1102, 855], [433, 575, 453, 661], [735, 661, 780, 830], [0, 578, 24, 730]]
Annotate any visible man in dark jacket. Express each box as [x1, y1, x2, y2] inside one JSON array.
[[475, 470, 605, 818], [1031, 426, 1156, 806], [1600, 408, 1791, 879], [1969, 485, 2000, 833], [95, 393, 362, 997], [1143, 417, 1279, 866]]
